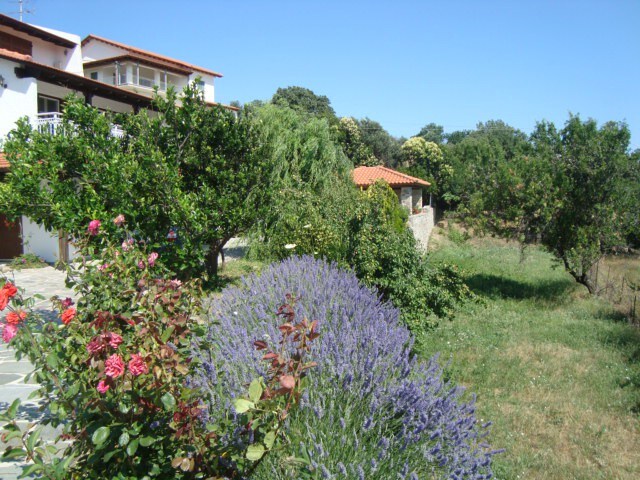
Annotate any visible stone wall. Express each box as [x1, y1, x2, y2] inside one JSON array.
[[408, 206, 435, 251]]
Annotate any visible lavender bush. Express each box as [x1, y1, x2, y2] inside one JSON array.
[[191, 256, 499, 479]]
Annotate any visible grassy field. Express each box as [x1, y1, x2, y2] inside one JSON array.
[[419, 231, 640, 479]]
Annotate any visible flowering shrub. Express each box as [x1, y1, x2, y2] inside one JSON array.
[[0, 218, 306, 478], [191, 256, 500, 479]]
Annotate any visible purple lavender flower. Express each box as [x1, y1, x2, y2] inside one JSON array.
[[190, 256, 498, 478]]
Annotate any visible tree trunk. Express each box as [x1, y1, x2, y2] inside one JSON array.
[[206, 242, 220, 279], [562, 256, 597, 294]]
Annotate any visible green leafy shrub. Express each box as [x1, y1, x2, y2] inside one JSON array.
[[9, 253, 47, 269], [348, 181, 474, 330], [0, 217, 309, 478]]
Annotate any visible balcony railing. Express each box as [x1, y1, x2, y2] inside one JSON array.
[[114, 77, 168, 91], [34, 112, 124, 138], [34, 112, 63, 135]]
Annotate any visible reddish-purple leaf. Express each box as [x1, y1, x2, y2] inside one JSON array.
[[279, 375, 295, 390], [253, 340, 268, 350]]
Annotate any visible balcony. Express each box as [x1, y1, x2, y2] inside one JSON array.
[[34, 112, 124, 138]]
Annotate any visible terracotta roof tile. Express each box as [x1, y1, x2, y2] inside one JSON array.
[[82, 34, 223, 78], [0, 152, 9, 171], [352, 166, 430, 188], [0, 47, 32, 62]]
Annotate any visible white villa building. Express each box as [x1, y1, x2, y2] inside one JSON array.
[[0, 13, 231, 262]]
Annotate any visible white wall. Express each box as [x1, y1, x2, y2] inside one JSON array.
[[188, 72, 215, 102], [0, 58, 37, 140], [21, 217, 59, 263], [82, 41, 126, 62], [0, 25, 82, 74], [30, 25, 83, 74]]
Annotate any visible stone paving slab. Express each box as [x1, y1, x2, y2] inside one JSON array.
[[0, 266, 74, 478]]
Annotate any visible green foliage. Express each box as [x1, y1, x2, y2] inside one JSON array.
[[271, 86, 337, 123], [336, 117, 378, 166], [0, 221, 305, 478], [418, 122, 445, 144], [0, 85, 271, 279], [246, 104, 356, 261], [436, 120, 531, 208], [246, 105, 473, 329], [400, 137, 450, 195], [464, 115, 634, 293], [348, 181, 473, 330], [9, 253, 47, 270], [357, 117, 403, 167]]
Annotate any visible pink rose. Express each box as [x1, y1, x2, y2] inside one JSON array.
[[121, 239, 134, 252], [98, 263, 109, 272], [1, 323, 18, 343], [96, 379, 110, 394], [86, 337, 104, 355], [113, 214, 125, 227], [137, 260, 146, 270], [106, 332, 123, 349], [105, 354, 125, 378], [128, 354, 149, 377], [147, 252, 158, 268], [88, 220, 101, 236]]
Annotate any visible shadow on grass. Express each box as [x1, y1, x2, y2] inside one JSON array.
[[595, 313, 640, 412], [466, 273, 575, 303]]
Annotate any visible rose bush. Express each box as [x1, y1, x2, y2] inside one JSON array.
[[1, 218, 310, 478]]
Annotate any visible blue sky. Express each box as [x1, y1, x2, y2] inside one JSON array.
[[5, 0, 640, 148]]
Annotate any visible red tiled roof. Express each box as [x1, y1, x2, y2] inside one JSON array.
[[0, 14, 77, 48], [352, 166, 431, 188], [83, 54, 193, 76], [82, 34, 223, 78], [0, 152, 9, 172]]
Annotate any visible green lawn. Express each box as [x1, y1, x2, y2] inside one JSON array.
[[419, 233, 640, 479]]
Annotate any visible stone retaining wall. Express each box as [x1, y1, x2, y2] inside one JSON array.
[[408, 206, 435, 251]]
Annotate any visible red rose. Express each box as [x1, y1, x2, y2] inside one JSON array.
[[61, 307, 76, 325], [0, 283, 18, 311], [5, 310, 27, 325]]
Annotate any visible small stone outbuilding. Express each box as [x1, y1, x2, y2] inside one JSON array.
[[352, 165, 435, 250]]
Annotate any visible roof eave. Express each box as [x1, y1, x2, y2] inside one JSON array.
[[82, 34, 223, 78], [0, 14, 77, 48]]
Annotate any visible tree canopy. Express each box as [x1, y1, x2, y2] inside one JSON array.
[[0, 86, 272, 279], [466, 115, 634, 293], [271, 86, 337, 123]]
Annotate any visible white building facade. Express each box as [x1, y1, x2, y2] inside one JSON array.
[[0, 14, 227, 262]]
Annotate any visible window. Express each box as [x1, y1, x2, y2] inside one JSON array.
[[196, 80, 205, 92], [37, 95, 60, 114], [90, 71, 99, 80]]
